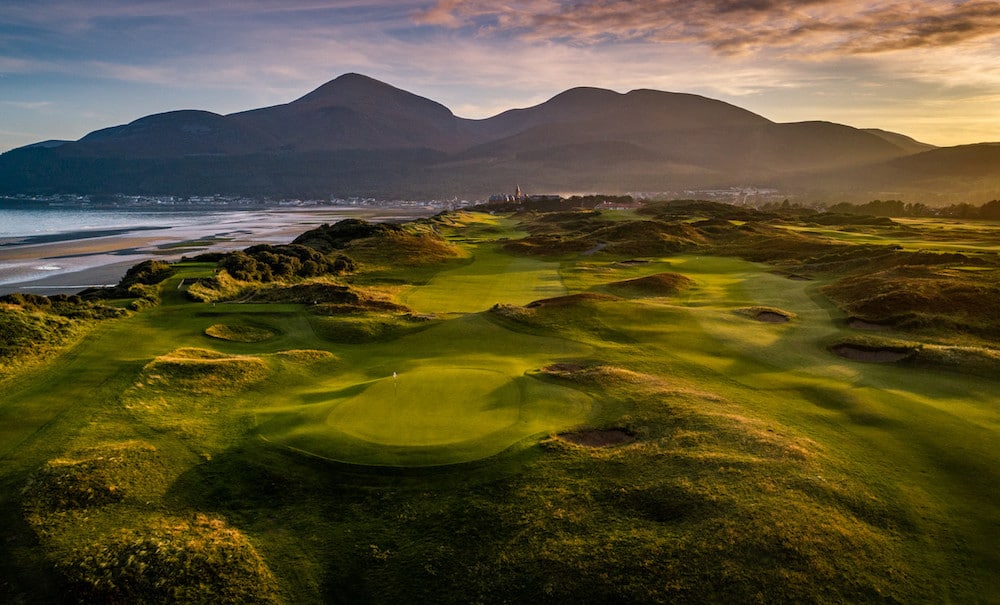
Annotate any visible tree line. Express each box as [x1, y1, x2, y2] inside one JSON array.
[[829, 199, 1000, 219]]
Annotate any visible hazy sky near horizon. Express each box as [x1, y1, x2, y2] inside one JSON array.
[[2, 0, 999, 152]]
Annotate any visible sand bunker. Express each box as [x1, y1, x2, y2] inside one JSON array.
[[756, 311, 790, 323], [736, 307, 794, 323], [831, 344, 912, 363], [848, 318, 891, 331], [557, 428, 636, 448], [754, 311, 789, 324]]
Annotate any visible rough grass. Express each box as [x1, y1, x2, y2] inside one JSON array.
[[57, 514, 280, 605], [133, 348, 269, 395], [504, 217, 705, 257], [822, 265, 1000, 338], [0, 305, 87, 380], [122, 348, 271, 447], [186, 270, 251, 303], [21, 441, 166, 517], [345, 230, 465, 268], [831, 334, 1000, 376], [273, 349, 337, 363], [605, 272, 695, 297], [308, 312, 435, 344]]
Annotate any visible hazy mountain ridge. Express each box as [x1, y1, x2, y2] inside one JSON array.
[[2, 73, 998, 201]]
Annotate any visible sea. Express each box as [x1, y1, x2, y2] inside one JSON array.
[[0, 203, 430, 295], [0, 207, 204, 240]]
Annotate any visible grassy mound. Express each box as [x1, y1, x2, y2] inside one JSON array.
[[308, 313, 434, 344], [831, 343, 915, 363], [204, 324, 276, 343], [274, 349, 336, 363], [291, 218, 406, 252], [555, 428, 636, 447], [0, 306, 81, 378], [185, 270, 251, 303], [22, 441, 165, 516], [525, 292, 619, 308], [491, 293, 624, 341], [831, 335, 1000, 376], [59, 514, 279, 605], [538, 362, 658, 386], [135, 348, 269, 395], [124, 349, 270, 447], [252, 281, 401, 307], [592, 220, 706, 256], [504, 218, 705, 257], [822, 266, 1000, 338], [345, 230, 463, 267], [605, 272, 695, 297]]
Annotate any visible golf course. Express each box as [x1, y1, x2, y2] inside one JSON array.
[[1, 202, 998, 603]]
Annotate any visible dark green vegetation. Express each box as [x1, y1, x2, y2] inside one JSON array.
[[1, 204, 999, 603]]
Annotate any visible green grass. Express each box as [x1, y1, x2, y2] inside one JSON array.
[[399, 243, 566, 313], [1, 212, 998, 603], [258, 313, 593, 466]]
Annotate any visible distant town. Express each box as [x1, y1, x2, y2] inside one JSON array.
[[0, 186, 789, 212]]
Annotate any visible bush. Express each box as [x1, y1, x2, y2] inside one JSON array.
[[218, 245, 354, 283], [117, 260, 174, 290]]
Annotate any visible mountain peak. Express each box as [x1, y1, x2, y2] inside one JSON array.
[[291, 73, 454, 119], [293, 73, 392, 103]]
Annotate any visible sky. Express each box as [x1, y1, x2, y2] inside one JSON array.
[[2, 0, 1000, 153]]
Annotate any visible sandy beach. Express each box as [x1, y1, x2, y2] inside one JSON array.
[[0, 207, 432, 296]]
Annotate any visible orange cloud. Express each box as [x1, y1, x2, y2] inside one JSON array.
[[413, 0, 1000, 55]]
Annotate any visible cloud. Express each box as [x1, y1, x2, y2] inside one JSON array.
[[413, 0, 1000, 56], [1, 101, 53, 110]]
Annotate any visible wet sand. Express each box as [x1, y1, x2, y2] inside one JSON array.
[[0, 207, 432, 296]]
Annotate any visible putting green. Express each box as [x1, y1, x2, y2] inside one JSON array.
[[255, 314, 595, 466], [328, 368, 520, 446], [257, 368, 593, 466]]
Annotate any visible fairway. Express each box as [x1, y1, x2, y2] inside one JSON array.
[[400, 244, 565, 313]]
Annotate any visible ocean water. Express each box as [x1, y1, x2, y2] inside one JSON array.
[[0, 207, 206, 240]]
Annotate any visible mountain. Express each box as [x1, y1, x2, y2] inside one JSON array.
[[228, 73, 478, 153], [1, 73, 994, 201], [861, 129, 937, 154]]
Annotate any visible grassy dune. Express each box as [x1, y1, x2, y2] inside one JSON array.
[[0, 211, 998, 603]]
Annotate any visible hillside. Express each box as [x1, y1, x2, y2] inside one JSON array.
[[1, 73, 996, 200]]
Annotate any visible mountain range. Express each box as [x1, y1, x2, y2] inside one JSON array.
[[2, 73, 998, 202]]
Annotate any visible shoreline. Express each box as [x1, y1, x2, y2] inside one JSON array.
[[0, 207, 434, 296]]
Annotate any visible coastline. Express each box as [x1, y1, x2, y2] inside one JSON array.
[[0, 207, 434, 296]]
